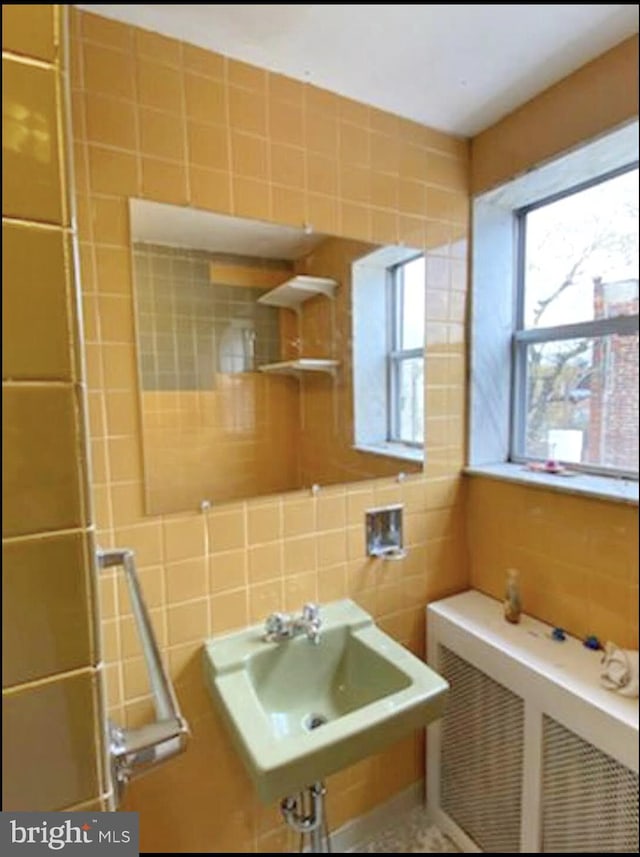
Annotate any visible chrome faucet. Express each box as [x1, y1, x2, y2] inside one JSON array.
[[264, 603, 321, 644]]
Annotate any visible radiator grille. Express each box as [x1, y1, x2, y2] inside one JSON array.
[[438, 645, 524, 853], [542, 716, 639, 853]]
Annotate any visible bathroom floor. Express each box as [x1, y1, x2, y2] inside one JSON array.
[[353, 808, 459, 853]]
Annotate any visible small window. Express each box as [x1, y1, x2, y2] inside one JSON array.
[[513, 165, 639, 475], [352, 247, 424, 461], [388, 255, 425, 446]]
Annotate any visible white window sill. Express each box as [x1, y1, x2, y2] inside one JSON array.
[[354, 442, 423, 464], [464, 462, 638, 506]]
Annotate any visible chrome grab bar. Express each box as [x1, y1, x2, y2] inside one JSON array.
[[97, 548, 189, 805]]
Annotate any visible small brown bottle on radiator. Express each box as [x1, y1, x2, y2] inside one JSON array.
[[504, 568, 522, 624]]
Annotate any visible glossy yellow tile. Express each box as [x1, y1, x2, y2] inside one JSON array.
[[139, 107, 186, 162], [371, 132, 399, 175], [248, 542, 283, 584], [2, 4, 56, 61], [398, 178, 426, 215], [141, 157, 188, 205], [339, 122, 370, 166], [108, 481, 145, 527], [230, 130, 268, 180], [210, 589, 249, 634], [229, 86, 267, 136], [227, 58, 266, 92], [85, 93, 137, 150], [207, 509, 245, 552], [81, 10, 132, 52], [247, 502, 282, 544], [187, 120, 229, 171], [184, 73, 225, 124], [248, 579, 283, 624], [189, 166, 231, 213], [283, 535, 316, 576], [232, 176, 270, 221], [316, 494, 347, 531], [270, 142, 305, 189], [271, 185, 305, 226], [3, 223, 72, 381], [97, 301, 134, 358], [283, 498, 316, 537], [269, 99, 304, 147], [163, 515, 206, 563], [2, 58, 63, 224], [88, 146, 138, 196], [269, 72, 304, 107], [370, 171, 398, 210], [101, 344, 137, 392], [340, 202, 371, 241], [209, 548, 247, 593], [371, 208, 398, 244], [90, 197, 129, 249], [136, 58, 183, 114], [3, 385, 84, 537], [183, 43, 225, 79], [427, 151, 468, 191], [134, 28, 181, 66], [398, 141, 426, 182], [166, 556, 209, 604], [340, 164, 370, 204], [83, 42, 135, 100], [167, 598, 209, 646], [2, 532, 94, 686], [2, 671, 100, 810], [284, 571, 317, 610], [304, 111, 338, 156], [114, 522, 163, 568]]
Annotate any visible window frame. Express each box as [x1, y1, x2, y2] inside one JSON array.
[[387, 254, 425, 448], [510, 163, 640, 478]]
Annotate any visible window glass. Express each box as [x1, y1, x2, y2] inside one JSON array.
[[516, 166, 639, 475], [389, 255, 425, 446], [399, 256, 426, 349], [523, 169, 639, 328], [524, 333, 639, 472], [396, 356, 425, 445]]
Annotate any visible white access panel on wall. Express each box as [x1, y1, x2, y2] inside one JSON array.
[[425, 590, 639, 854]]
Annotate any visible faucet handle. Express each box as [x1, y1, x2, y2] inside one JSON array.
[[302, 602, 319, 622], [264, 612, 288, 639]]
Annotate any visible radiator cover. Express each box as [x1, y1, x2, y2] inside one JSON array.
[[426, 591, 639, 853]]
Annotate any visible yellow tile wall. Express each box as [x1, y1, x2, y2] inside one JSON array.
[[471, 34, 639, 195], [467, 478, 638, 649], [2, 5, 107, 811], [469, 36, 639, 652], [71, 8, 469, 850]]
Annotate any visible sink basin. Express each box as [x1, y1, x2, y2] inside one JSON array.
[[203, 599, 448, 802]]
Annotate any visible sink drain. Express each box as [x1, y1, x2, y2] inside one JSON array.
[[304, 713, 328, 731]]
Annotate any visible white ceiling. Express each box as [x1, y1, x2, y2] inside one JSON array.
[[130, 199, 327, 258], [77, 4, 638, 136]]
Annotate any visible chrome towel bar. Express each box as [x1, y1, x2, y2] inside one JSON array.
[[97, 548, 189, 805]]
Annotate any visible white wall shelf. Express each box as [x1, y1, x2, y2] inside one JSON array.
[[258, 358, 339, 379], [257, 275, 338, 310]]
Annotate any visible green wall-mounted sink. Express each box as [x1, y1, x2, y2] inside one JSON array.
[[203, 599, 448, 803]]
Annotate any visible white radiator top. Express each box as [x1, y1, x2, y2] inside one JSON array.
[[428, 590, 638, 734]]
